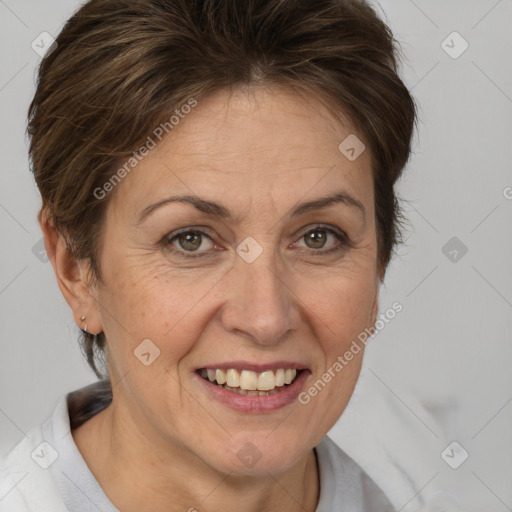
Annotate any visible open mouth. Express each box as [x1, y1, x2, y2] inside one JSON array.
[[197, 368, 303, 396]]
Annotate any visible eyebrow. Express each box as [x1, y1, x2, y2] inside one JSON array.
[[136, 191, 366, 225]]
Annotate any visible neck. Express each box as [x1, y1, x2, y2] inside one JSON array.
[[72, 399, 320, 512]]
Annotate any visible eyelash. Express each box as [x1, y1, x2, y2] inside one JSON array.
[[163, 224, 351, 259]]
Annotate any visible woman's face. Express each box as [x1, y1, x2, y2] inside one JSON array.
[[89, 85, 380, 475]]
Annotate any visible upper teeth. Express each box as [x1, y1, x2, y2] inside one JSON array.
[[202, 368, 297, 391]]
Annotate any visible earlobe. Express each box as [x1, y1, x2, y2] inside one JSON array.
[[38, 208, 102, 334]]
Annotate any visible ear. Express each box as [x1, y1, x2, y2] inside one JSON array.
[[38, 208, 102, 335], [370, 288, 379, 327], [369, 270, 382, 328]]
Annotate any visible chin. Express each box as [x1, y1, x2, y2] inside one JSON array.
[[206, 433, 312, 477]]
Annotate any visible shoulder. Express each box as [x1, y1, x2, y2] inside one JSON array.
[[315, 435, 396, 512], [0, 398, 69, 512], [0, 381, 113, 512]]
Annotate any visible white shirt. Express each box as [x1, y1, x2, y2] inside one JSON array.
[[0, 382, 395, 511]]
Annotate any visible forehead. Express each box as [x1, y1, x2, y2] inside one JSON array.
[[108, 85, 374, 222]]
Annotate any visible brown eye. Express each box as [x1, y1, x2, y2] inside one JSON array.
[[176, 232, 202, 251], [294, 225, 350, 256], [166, 229, 215, 257], [304, 229, 328, 249]]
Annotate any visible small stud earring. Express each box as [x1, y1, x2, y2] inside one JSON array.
[[80, 315, 88, 334]]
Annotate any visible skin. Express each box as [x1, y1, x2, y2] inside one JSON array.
[[40, 84, 382, 512]]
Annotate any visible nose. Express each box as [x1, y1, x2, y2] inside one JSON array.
[[219, 247, 301, 346]]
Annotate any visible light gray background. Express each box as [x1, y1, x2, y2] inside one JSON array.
[[1, 1, 511, 511]]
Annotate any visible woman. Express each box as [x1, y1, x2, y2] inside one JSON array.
[[0, 0, 416, 510]]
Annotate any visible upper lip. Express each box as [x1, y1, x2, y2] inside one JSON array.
[[195, 361, 309, 373]]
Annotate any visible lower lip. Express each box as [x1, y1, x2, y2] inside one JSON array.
[[194, 370, 310, 413]]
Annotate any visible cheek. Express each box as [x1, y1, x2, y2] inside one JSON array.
[[303, 269, 377, 344], [101, 261, 227, 368], [300, 271, 374, 377], [295, 277, 372, 436]]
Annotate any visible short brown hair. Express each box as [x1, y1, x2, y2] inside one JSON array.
[[28, 0, 417, 379]]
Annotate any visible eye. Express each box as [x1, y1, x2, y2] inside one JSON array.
[[293, 225, 350, 256], [163, 224, 351, 260], [165, 229, 216, 258]]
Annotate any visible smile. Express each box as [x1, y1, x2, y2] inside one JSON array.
[[197, 368, 301, 395]]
